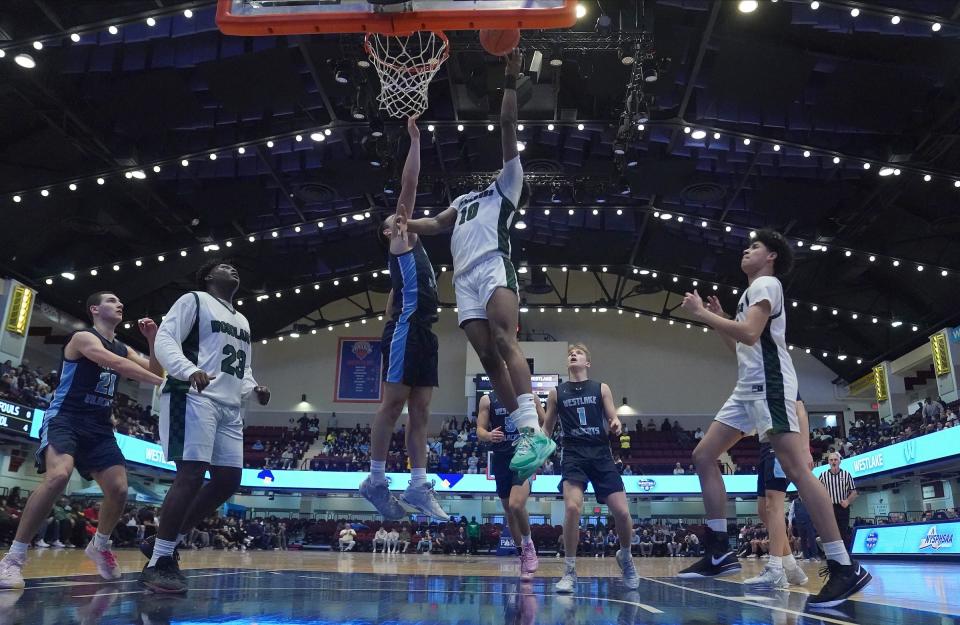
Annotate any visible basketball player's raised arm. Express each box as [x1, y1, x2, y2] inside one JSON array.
[[395, 117, 421, 222], [600, 383, 622, 436], [681, 289, 771, 346], [542, 388, 558, 438], [154, 293, 204, 381], [703, 296, 737, 353], [124, 317, 165, 376], [500, 49, 521, 164], [401, 206, 457, 236], [384, 289, 394, 321], [71, 332, 164, 386]]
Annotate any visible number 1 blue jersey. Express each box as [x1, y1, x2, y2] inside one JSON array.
[[556, 380, 608, 447], [44, 329, 128, 428]]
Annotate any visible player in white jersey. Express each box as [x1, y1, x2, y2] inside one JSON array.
[[398, 49, 555, 482], [140, 261, 270, 593], [677, 229, 870, 608]]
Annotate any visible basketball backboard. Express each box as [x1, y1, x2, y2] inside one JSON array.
[[216, 0, 578, 36]]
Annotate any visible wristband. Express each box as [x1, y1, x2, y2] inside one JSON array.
[[504, 75, 517, 90]]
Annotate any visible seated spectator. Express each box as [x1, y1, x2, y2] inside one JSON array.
[[542, 459, 554, 475], [619, 429, 631, 450], [373, 527, 388, 553], [417, 530, 433, 553], [630, 528, 641, 556], [398, 527, 412, 554], [661, 418, 672, 432], [667, 530, 682, 557], [639, 530, 654, 557], [623, 464, 633, 476], [386, 527, 400, 554], [339, 525, 357, 552], [681, 532, 700, 557], [604, 530, 619, 557], [673, 463, 684, 475], [646, 418, 656, 431], [693, 427, 704, 440], [466, 453, 479, 474]]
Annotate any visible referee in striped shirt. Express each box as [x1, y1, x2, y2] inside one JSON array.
[[819, 452, 858, 548]]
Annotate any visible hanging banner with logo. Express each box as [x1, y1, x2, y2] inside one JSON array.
[[334, 337, 383, 403], [853, 521, 960, 557]]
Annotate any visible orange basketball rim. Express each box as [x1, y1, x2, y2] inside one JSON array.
[[215, 0, 579, 37]]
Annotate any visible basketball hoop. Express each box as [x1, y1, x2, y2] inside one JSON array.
[[364, 30, 450, 119]]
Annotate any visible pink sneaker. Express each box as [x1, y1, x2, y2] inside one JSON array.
[[519, 541, 539, 581], [85, 539, 122, 580]]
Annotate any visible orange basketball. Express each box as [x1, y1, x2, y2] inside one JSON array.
[[479, 29, 521, 56]]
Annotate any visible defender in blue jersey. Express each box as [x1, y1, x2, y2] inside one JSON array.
[[0, 292, 164, 589], [360, 117, 448, 521], [543, 343, 638, 594], [477, 391, 543, 580]]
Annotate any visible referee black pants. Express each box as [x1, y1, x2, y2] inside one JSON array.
[[832, 504, 851, 549]]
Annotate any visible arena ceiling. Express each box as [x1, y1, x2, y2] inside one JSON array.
[[1, 0, 959, 383]]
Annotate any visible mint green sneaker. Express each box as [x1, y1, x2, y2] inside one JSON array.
[[509, 428, 556, 481]]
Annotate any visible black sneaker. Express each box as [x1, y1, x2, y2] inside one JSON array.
[[807, 559, 872, 608], [139, 556, 188, 594], [677, 551, 741, 578], [140, 536, 181, 562]]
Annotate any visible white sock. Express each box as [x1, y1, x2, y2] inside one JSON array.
[[768, 555, 783, 570], [822, 540, 851, 566], [148, 538, 179, 568], [93, 531, 111, 550], [706, 519, 726, 533], [511, 395, 540, 432], [521, 534, 533, 546], [370, 460, 387, 482], [8, 540, 28, 559], [783, 554, 798, 569], [410, 467, 427, 487], [564, 556, 576, 569]]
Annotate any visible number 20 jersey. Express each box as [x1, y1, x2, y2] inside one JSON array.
[[155, 291, 252, 408], [556, 380, 607, 447]]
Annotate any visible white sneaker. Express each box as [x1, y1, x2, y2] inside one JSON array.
[[785, 565, 808, 586], [35, 539, 50, 548], [0, 554, 25, 589], [52, 541, 65, 548], [400, 482, 450, 521], [555, 566, 577, 594], [85, 539, 122, 580], [743, 564, 788, 588], [616, 549, 640, 590]]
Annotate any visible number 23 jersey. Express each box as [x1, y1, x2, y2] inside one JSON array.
[[155, 291, 256, 408]]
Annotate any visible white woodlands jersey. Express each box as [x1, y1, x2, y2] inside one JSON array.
[[155, 291, 256, 408], [732, 276, 798, 401], [450, 156, 523, 277]]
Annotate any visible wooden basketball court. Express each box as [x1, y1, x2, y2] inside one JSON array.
[[1, 548, 955, 624]]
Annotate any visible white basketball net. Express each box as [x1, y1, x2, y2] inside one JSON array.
[[364, 31, 450, 119]]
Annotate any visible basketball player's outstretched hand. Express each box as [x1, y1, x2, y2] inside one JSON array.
[[254, 385, 271, 406], [489, 426, 505, 443], [705, 295, 727, 318], [137, 317, 158, 340], [608, 417, 622, 436], [680, 289, 704, 315], [394, 213, 408, 239], [505, 48, 522, 76], [407, 116, 419, 140], [189, 370, 215, 393]]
